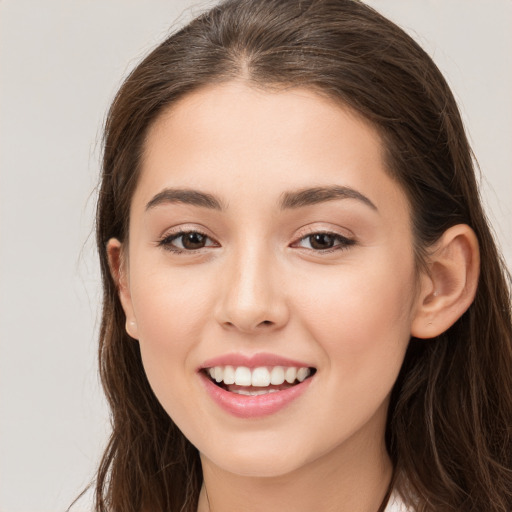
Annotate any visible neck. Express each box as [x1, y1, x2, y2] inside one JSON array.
[[197, 423, 393, 512]]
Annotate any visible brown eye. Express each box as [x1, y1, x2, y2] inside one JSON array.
[[308, 233, 336, 250], [159, 231, 218, 252], [293, 232, 355, 252], [181, 232, 207, 250]]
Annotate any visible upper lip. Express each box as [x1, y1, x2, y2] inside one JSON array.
[[199, 352, 314, 371]]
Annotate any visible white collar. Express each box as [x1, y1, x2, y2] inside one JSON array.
[[383, 490, 414, 512]]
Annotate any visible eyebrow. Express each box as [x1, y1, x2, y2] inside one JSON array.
[[145, 188, 224, 211], [279, 186, 377, 211], [145, 185, 377, 213]]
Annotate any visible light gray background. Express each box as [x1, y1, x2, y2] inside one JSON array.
[[0, 1, 510, 511]]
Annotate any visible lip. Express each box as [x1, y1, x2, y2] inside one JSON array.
[[199, 352, 313, 370], [200, 371, 313, 418]]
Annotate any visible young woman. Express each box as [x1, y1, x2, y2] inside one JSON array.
[[89, 0, 512, 510]]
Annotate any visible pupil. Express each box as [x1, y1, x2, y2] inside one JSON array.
[[183, 232, 206, 249], [310, 233, 334, 249]]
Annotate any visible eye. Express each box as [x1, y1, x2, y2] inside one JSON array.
[[158, 231, 218, 252], [293, 232, 355, 251]]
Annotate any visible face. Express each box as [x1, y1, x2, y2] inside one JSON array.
[[112, 82, 423, 478]]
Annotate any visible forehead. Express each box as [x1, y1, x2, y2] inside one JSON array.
[[135, 81, 409, 219]]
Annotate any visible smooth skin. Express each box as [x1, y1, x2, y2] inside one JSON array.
[[108, 82, 479, 512]]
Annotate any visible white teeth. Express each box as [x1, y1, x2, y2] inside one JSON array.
[[223, 365, 235, 385], [270, 366, 285, 385], [206, 365, 313, 387], [285, 367, 297, 384], [251, 367, 271, 387], [234, 366, 252, 386], [297, 367, 311, 382], [214, 366, 223, 383]]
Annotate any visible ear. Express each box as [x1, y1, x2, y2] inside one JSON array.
[[411, 224, 480, 339], [106, 238, 139, 339]]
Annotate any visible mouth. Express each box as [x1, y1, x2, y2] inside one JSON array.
[[202, 365, 317, 396]]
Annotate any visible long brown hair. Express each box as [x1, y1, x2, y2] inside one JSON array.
[[91, 1, 512, 510]]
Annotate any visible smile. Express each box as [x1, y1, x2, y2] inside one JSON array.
[[199, 357, 317, 418], [205, 365, 313, 395]]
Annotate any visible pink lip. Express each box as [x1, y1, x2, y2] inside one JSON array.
[[199, 352, 313, 370], [200, 372, 313, 418]]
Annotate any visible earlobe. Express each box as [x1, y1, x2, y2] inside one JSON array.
[[106, 238, 139, 340], [411, 224, 480, 339]]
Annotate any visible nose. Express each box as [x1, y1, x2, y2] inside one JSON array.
[[215, 248, 290, 333]]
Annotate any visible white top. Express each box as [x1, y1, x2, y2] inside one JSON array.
[[384, 491, 414, 512]]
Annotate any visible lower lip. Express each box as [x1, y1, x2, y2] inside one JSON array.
[[200, 372, 313, 418]]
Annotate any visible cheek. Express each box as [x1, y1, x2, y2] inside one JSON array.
[[296, 255, 416, 381], [131, 261, 214, 342], [287, 261, 416, 441], [128, 267, 214, 406]]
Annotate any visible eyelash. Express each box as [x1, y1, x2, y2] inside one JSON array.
[[157, 230, 355, 254], [292, 231, 356, 253], [157, 230, 218, 254]]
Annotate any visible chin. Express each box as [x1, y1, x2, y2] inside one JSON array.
[[196, 429, 322, 479], [203, 450, 308, 478]]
